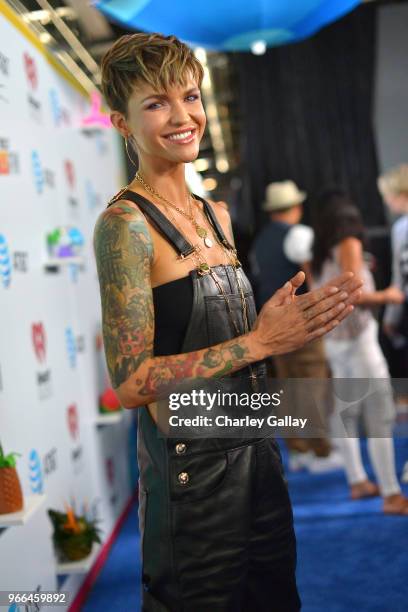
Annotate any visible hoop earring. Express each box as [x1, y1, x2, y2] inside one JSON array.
[[125, 137, 138, 167]]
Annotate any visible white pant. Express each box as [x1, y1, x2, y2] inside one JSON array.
[[324, 318, 400, 497]]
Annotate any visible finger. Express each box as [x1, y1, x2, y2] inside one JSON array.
[[288, 271, 305, 290], [322, 271, 354, 290], [343, 288, 362, 306], [305, 301, 347, 331], [297, 284, 341, 310], [303, 290, 349, 320], [339, 276, 364, 296], [305, 317, 341, 342], [334, 304, 354, 323], [268, 281, 292, 305]]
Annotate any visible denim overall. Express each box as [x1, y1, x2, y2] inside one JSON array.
[[107, 191, 300, 612]]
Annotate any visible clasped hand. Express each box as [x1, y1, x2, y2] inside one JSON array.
[[252, 271, 363, 356]]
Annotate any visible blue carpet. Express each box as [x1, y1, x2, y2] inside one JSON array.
[[82, 503, 141, 612], [285, 437, 408, 612], [84, 438, 408, 612]]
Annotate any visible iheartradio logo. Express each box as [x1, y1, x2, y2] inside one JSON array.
[[67, 404, 79, 440], [64, 160, 75, 190], [24, 52, 37, 90], [32, 322, 46, 363]]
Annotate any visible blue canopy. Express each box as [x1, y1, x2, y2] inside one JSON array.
[[96, 0, 361, 51]]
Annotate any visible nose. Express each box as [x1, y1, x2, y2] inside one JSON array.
[[169, 100, 191, 126]]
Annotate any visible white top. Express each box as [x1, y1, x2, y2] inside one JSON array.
[[384, 215, 408, 326], [283, 224, 314, 263], [314, 245, 376, 340]]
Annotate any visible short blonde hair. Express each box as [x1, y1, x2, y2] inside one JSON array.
[[101, 32, 204, 115], [378, 164, 408, 198]]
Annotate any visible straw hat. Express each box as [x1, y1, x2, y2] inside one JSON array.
[[262, 180, 306, 211]]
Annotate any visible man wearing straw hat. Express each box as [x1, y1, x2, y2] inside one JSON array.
[[251, 180, 343, 472]]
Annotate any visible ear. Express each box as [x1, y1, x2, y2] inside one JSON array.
[[110, 111, 130, 138]]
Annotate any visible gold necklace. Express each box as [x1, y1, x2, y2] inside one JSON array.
[[135, 172, 213, 248]]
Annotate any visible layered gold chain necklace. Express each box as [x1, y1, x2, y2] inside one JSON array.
[[135, 172, 214, 248]]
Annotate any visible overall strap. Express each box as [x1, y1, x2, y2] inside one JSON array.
[[108, 189, 195, 258], [193, 195, 235, 250]]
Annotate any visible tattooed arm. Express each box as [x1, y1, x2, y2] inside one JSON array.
[[94, 203, 362, 409]]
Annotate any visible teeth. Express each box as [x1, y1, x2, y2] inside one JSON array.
[[168, 130, 193, 140]]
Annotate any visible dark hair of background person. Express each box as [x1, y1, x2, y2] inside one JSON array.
[[311, 191, 366, 276]]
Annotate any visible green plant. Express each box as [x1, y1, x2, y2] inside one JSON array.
[[0, 443, 21, 468], [48, 506, 103, 561]]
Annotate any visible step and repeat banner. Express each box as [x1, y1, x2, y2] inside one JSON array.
[[0, 3, 135, 608]]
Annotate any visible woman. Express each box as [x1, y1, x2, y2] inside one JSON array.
[[94, 33, 361, 611], [312, 191, 408, 515]]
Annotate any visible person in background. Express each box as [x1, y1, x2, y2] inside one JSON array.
[[251, 180, 343, 473], [378, 163, 408, 483], [378, 164, 408, 367], [312, 191, 408, 514]]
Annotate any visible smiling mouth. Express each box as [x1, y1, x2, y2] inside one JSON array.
[[164, 128, 197, 143]]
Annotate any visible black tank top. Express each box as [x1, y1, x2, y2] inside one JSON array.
[[152, 276, 193, 356]]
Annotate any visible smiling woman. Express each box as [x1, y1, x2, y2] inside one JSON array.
[[94, 32, 362, 612]]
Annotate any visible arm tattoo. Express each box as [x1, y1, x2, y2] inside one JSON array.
[[136, 341, 250, 397], [94, 202, 254, 406], [94, 204, 154, 388]]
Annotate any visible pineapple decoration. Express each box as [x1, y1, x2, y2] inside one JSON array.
[[48, 504, 102, 561], [0, 443, 24, 515]]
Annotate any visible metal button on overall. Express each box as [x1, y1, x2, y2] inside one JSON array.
[[178, 471, 189, 485], [175, 442, 187, 455]]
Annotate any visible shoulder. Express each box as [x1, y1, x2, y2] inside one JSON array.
[[94, 200, 153, 260], [338, 236, 362, 253], [206, 198, 230, 218]]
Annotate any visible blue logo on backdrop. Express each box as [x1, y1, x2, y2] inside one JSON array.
[[29, 449, 43, 494], [31, 150, 44, 194], [0, 234, 12, 288], [65, 327, 77, 368], [49, 88, 62, 126]]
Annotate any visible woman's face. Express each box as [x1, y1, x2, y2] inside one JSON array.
[[117, 74, 206, 166]]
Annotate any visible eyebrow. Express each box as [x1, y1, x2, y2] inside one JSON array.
[[140, 87, 199, 104]]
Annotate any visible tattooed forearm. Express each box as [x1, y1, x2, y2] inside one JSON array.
[[128, 338, 255, 405]]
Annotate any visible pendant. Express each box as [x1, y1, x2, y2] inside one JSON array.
[[204, 237, 213, 248], [197, 262, 210, 275], [196, 226, 207, 239]]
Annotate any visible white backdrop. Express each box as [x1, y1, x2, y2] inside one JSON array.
[[0, 4, 135, 610]]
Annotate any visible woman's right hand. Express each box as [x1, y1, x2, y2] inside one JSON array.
[[250, 272, 363, 358], [380, 285, 405, 305]]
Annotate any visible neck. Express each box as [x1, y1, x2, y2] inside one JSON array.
[[130, 155, 189, 206]]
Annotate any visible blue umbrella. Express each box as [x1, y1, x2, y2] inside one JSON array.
[[96, 0, 361, 51]]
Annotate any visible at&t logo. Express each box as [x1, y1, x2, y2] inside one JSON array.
[[0, 234, 12, 288], [31, 150, 44, 194], [65, 327, 77, 368], [28, 449, 43, 494], [49, 88, 71, 126]]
